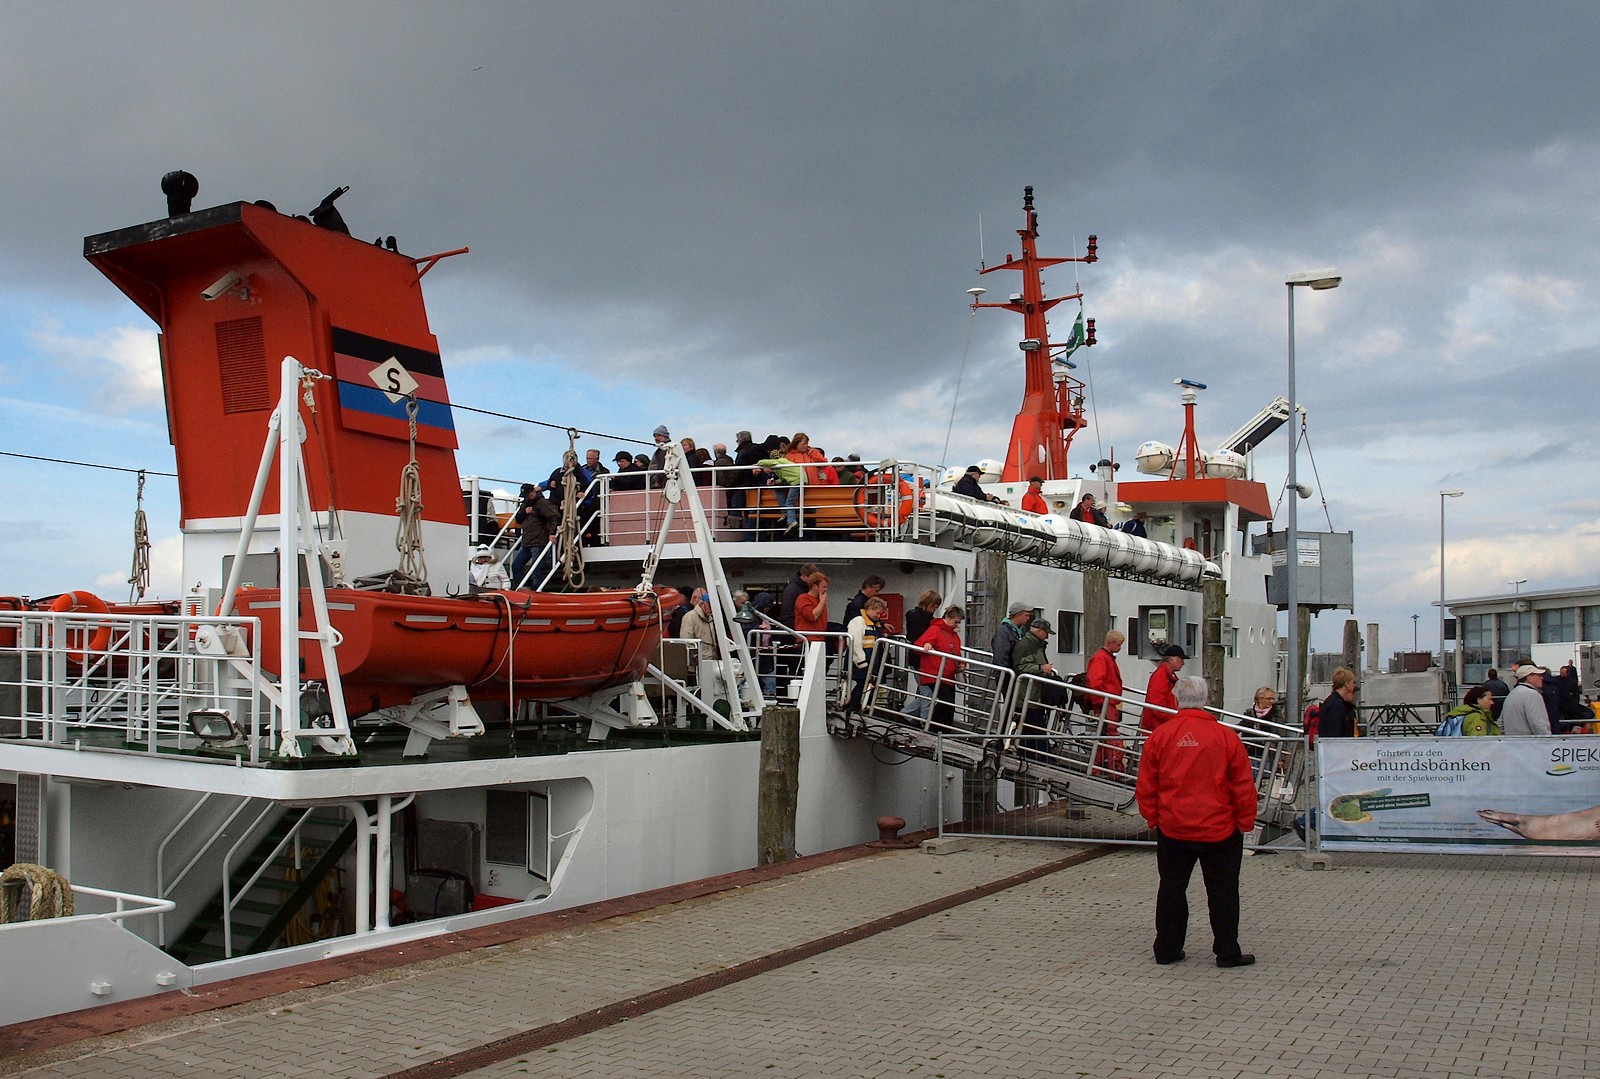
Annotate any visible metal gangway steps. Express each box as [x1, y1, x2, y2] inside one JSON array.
[[832, 637, 1302, 827]]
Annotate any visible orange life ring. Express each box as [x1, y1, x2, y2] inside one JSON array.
[[854, 472, 922, 529], [48, 590, 112, 664]]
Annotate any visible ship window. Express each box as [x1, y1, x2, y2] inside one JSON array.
[[1053, 611, 1081, 655], [485, 789, 528, 865], [1538, 608, 1576, 644], [215, 317, 270, 413]]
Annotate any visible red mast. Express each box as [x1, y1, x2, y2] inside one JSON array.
[[971, 186, 1097, 482]]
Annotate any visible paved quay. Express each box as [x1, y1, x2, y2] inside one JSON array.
[[4, 839, 1598, 1079]]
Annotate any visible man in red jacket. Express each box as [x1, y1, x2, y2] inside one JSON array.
[[1086, 629, 1126, 775], [1140, 644, 1187, 732], [1135, 675, 1258, 968]]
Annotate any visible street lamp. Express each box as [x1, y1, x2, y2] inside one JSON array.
[[1510, 579, 1527, 593], [1284, 268, 1341, 741], [1412, 614, 1419, 651], [1439, 489, 1464, 671]]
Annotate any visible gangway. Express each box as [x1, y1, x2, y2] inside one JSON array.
[[843, 638, 1301, 827]]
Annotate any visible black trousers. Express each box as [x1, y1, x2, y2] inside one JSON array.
[[1153, 829, 1244, 961]]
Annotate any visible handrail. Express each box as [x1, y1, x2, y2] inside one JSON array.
[[0, 884, 175, 932], [224, 806, 322, 956], [219, 801, 280, 958]]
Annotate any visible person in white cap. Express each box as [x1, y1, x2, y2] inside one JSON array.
[[469, 544, 510, 593], [1500, 663, 1552, 735]]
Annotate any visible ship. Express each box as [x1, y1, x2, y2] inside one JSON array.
[[0, 180, 1300, 1026]]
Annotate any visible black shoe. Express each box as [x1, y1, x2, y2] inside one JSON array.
[[1216, 953, 1256, 968], [1154, 951, 1186, 965]]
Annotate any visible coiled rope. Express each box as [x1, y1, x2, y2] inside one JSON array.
[[393, 394, 430, 590], [555, 433, 585, 591], [0, 863, 75, 922], [127, 469, 150, 603]]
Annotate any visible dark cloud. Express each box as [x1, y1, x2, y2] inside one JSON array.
[[3, 1, 1599, 646]]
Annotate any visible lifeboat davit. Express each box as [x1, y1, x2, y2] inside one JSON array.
[[237, 586, 672, 716]]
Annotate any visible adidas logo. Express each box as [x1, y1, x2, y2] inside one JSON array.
[[1177, 733, 1199, 747]]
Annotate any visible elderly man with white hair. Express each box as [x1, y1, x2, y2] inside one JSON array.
[[1135, 675, 1258, 969]]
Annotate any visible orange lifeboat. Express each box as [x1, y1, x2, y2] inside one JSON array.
[[236, 586, 672, 716]]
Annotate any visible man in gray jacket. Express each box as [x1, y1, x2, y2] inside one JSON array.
[[1500, 664, 1552, 736]]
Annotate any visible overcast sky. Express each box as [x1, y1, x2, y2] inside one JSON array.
[[2, 2, 1597, 658]]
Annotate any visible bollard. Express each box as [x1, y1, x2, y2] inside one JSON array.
[[757, 705, 801, 865]]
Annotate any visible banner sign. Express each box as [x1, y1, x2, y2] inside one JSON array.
[[1317, 737, 1600, 855]]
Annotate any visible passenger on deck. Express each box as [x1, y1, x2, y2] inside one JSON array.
[[835, 454, 865, 485], [681, 591, 720, 658], [779, 563, 819, 627], [1141, 645, 1187, 733], [755, 438, 804, 536], [1135, 675, 1258, 969], [991, 601, 1033, 671], [794, 572, 830, 642], [611, 450, 645, 491], [954, 465, 1004, 504], [648, 426, 673, 487], [1021, 476, 1049, 515], [786, 432, 833, 486], [905, 589, 942, 647], [1069, 493, 1110, 527], [1012, 618, 1063, 759], [663, 588, 690, 638], [843, 575, 886, 627], [511, 485, 560, 590], [468, 545, 510, 593], [845, 596, 892, 715], [584, 448, 609, 478], [727, 431, 762, 532], [1120, 511, 1149, 537], [912, 605, 965, 725], [711, 443, 734, 484]]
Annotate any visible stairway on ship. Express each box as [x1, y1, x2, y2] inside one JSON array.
[[168, 810, 354, 965]]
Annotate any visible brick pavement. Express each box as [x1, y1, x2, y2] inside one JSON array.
[[6, 844, 1599, 1079]]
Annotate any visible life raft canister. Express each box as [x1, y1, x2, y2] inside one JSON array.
[[47, 590, 111, 664]]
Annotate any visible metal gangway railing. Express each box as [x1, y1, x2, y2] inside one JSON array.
[[853, 637, 1304, 830], [0, 606, 272, 763]]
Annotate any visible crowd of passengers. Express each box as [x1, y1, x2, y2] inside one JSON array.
[[476, 423, 1158, 590]]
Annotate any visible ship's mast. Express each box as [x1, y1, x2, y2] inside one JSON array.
[[971, 186, 1097, 482]]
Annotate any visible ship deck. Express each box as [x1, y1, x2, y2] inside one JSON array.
[[5, 837, 1596, 1078]]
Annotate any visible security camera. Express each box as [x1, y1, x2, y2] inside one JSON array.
[[201, 270, 245, 302]]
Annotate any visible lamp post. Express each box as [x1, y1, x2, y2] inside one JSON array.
[[1510, 579, 1527, 593], [1284, 269, 1341, 741], [1412, 614, 1419, 651], [1439, 489, 1463, 671]]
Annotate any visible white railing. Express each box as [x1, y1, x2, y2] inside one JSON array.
[[0, 883, 175, 931], [0, 607, 271, 763]]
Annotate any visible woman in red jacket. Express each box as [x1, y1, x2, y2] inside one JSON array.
[[913, 606, 965, 726]]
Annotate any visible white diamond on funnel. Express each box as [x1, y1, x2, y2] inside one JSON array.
[[370, 356, 418, 404]]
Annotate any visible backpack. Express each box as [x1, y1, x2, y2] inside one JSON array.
[[1302, 702, 1321, 745], [1065, 670, 1092, 711], [1435, 712, 1465, 737]]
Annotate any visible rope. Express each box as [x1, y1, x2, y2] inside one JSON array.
[[0, 863, 75, 921], [393, 395, 430, 589], [128, 470, 150, 603], [555, 432, 585, 590], [0, 449, 175, 477]]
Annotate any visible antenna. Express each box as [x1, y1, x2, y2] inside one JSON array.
[[978, 212, 985, 269]]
